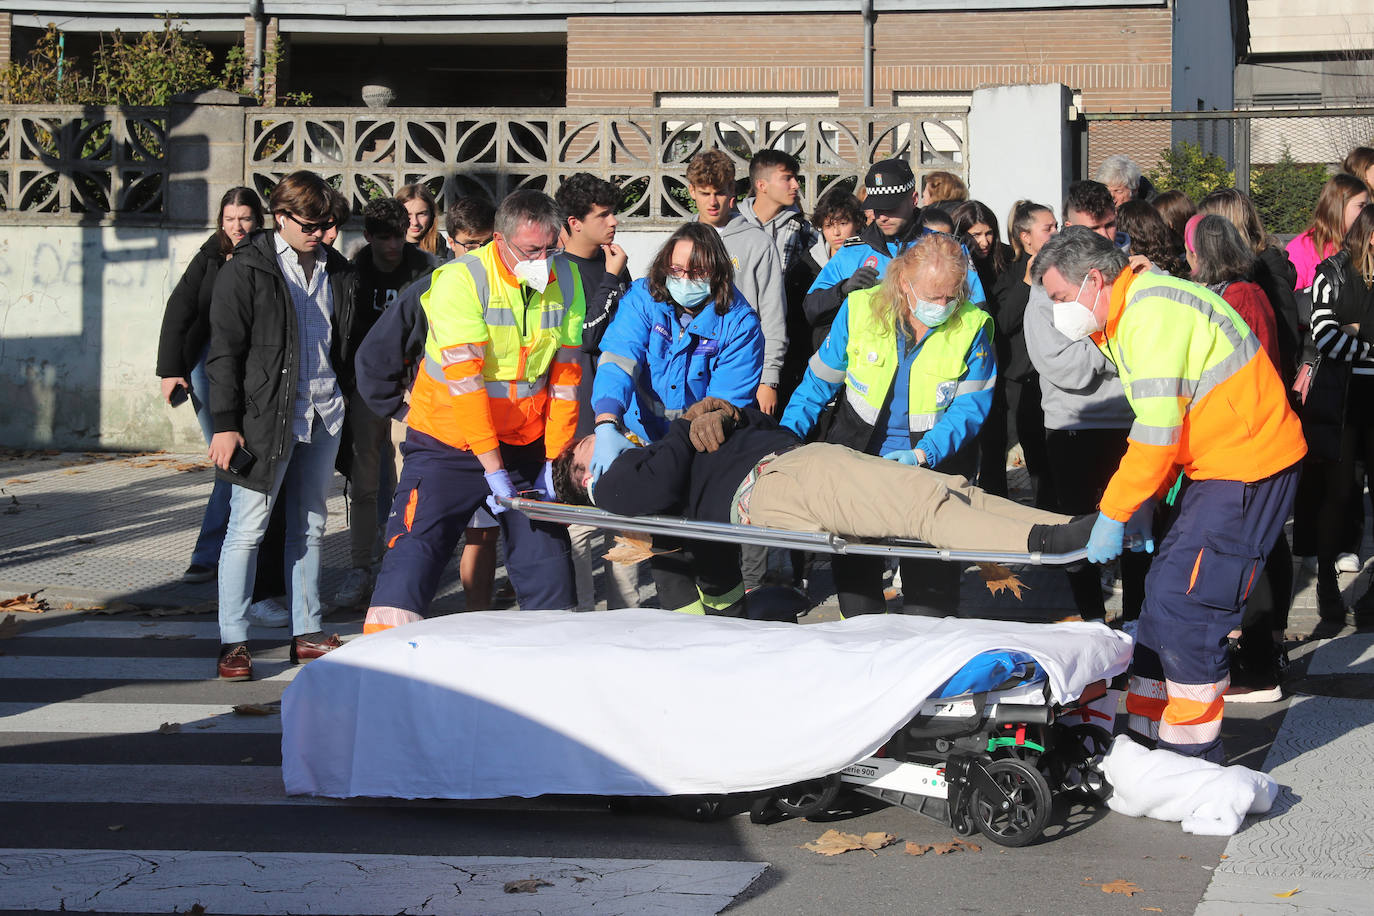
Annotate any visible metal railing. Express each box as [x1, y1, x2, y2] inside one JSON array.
[[1083, 106, 1374, 235]]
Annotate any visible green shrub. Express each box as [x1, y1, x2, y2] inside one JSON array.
[[1249, 148, 1329, 236], [1146, 141, 1235, 203]]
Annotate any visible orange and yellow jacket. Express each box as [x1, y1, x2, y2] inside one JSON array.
[[1095, 267, 1306, 522], [407, 244, 585, 459]]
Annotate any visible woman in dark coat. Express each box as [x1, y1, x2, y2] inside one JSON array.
[[156, 187, 264, 583]]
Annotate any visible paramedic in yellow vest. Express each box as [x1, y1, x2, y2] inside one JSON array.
[[366, 190, 586, 624], [1033, 227, 1306, 763], [782, 232, 996, 617]]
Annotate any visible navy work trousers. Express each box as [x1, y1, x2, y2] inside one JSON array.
[[370, 430, 575, 614]]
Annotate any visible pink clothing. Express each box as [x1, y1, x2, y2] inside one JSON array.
[[1285, 231, 1335, 291]]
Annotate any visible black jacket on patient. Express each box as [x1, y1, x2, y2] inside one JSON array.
[[594, 408, 801, 523]]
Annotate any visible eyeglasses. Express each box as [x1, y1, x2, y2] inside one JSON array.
[[282, 211, 336, 235], [455, 237, 491, 251], [503, 237, 563, 261], [666, 266, 708, 280]]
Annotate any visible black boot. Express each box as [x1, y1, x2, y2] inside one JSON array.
[[1317, 565, 1348, 624], [1353, 587, 1374, 630]]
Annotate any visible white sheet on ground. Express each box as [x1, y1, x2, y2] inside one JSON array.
[[1101, 734, 1279, 836], [281, 609, 1132, 800]]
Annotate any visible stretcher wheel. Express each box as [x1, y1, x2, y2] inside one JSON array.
[[773, 774, 841, 819], [968, 758, 1052, 847], [1058, 723, 1114, 801]]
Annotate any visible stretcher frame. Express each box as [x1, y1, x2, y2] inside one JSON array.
[[498, 496, 1088, 566]]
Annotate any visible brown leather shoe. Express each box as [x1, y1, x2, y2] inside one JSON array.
[[290, 633, 343, 664], [217, 645, 252, 681]]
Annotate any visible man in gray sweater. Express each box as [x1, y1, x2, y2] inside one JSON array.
[[687, 149, 787, 417]]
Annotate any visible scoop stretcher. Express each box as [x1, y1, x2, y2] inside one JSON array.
[[498, 495, 1090, 566]]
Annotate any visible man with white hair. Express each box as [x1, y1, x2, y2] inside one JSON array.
[[1095, 154, 1153, 207]]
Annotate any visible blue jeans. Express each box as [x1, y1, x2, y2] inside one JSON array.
[[218, 422, 341, 644], [188, 354, 233, 569]]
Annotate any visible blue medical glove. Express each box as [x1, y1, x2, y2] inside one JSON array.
[[881, 449, 926, 467], [1086, 512, 1126, 564], [591, 423, 635, 479], [1124, 499, 1156, 554], [533, 460, 556, 501], [484, 468, 517, 515]]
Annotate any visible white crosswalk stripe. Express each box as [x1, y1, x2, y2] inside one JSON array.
[[0, 615, 768, 914]]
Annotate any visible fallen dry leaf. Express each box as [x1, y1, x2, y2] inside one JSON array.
[[0, 592, 50, 614], [1274, 888, 1300, 898], [802, 829, 898, 857], [504, 878, 553, 894], [232, 703, 276, 716], [604, 533, 679, 566], [906, 838, 981, 856], [1142, 908, 1163, 913], [0, 614, 21, 639], [1090, 879, 1141, 897], [978, 563, 1029, 600], [158, 722, 181, 734], [6, 478, 33, 484]]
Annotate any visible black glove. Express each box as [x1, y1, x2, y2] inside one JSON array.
[[689, 409, 738, 453], [839, 264, 880, 296]]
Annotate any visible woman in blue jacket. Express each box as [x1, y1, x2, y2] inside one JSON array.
[[782, 233, 996, 618], [590, 222, 764, 615]]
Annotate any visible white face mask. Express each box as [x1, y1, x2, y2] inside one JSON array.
[[1051, 273, 1101, 341], [905, 283, 959, 328], [513, 256, 550, 293]]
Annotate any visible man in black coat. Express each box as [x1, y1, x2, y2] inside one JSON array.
[[205, 171, 359, 681]]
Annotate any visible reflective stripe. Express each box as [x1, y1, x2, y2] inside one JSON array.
[[484, 377, 548, 399], [421, 356, 447, 384], [440, 343, 484, 366], [908, 411, 938, 433], [1128, 420, 1180, 446], [457, 253, 488, 306], [1127, 281, 1246, 352], [847, 379, 881, 424], [1158, 678, 1227, 746], [483, 305, 519, 328], [1130, 376, 1191, 400], [1127, 714, 1160, 741], [599, 351, 639, 375], [664, 408, 683, 421], [550, 384, 578, 400], [552, 346, 581, 366], [1125, 674, 1167, 741], [446, 376, 484, 396], [953, 375, 995, 397], [808, 352, 846, 385], [1194, 344, 1257, 403], [540, 308, 566, 330]]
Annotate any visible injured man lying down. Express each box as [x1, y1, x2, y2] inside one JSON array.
[[551, 398, 1095, 558]]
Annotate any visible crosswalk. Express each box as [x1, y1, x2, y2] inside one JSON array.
[[0, 614, 766, 914]]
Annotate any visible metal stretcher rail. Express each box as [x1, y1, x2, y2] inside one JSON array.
[[499, 497, 1089, 566]]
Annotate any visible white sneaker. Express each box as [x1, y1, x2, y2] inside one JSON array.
[[246, 597, 290, 628], [334, 567, 373, 607], [1336, 553, 1362, 574]]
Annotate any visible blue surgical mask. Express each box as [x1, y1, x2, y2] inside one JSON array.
[[907, 284, 959, 327], [666, 276, 712, 310]]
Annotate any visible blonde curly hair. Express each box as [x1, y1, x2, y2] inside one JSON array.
[[861, 233, 969, 342]]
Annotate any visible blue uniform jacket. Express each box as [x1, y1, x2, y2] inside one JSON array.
[[781, 300, 996, 468], [592, 278, 764, 442]]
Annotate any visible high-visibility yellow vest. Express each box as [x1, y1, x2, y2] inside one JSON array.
[[841, 290, 992, 439]]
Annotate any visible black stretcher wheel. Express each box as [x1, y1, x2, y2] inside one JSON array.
[[773, 774, 841, 819], [968, 758, 1052, 847]]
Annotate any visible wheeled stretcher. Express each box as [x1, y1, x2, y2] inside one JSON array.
[[743, 655, 1123, 847], [498, 496, 1089, 566], [283, 610, 1132, 849]]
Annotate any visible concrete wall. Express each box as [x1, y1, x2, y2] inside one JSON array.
[[0, 225, 678, 451]]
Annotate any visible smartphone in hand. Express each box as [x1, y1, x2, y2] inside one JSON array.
[[168, 384, 189, 407], [227, 444, 256, 476]]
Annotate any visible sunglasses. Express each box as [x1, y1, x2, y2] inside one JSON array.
[[282, 211, 336, 235]]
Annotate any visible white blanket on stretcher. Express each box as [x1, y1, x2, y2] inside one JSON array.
[[281, 609, 1133, 800]]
